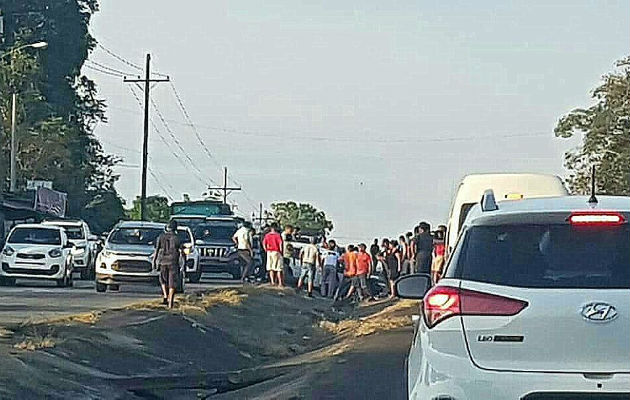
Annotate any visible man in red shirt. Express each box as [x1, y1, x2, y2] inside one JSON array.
[[262, 223, 284, 286]]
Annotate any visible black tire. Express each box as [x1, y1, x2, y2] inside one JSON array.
[[188, 269, 202, 283], [96, 282, 107, 293], [109, 284, 120, 291], [0, 277, 16, 286], [80, 268, 90, 280]]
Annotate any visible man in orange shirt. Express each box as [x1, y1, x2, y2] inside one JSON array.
[[354, 243, 373, 301], [334, 245, 357, 301]]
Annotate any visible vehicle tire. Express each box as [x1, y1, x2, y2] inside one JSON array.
[[175, 274, 185, 293], [0, 277, 16, 286], [188, 269, 202, 283], [109, 284, 120, 291], [80, 268, 90, 280], [95, 282, 107, 293]]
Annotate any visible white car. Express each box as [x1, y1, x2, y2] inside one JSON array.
[[43, 219, 97, 280], [95, 221, 185, 293], [397, 193, 629, 399], [176, 226, 201, 283], [0, 224, 74, 287]]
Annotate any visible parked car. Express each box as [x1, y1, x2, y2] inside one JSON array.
[[0, 224, 74, 287], [445, 173, 568, 257], [95, 221, 185, 293], [42, 219, 97, 280], [176, 226, 201, 283], [398, 193, 630, 399]]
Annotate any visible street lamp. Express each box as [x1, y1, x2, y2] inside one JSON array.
[[1, 41, 48, 192]]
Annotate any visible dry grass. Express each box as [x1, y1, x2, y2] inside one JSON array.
[[320, 300, 417, 338], [125, 289, 247, 316], [13, 337, 55, 351], [47, 311, 102, 325]]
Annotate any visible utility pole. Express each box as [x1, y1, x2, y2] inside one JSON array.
[[9, 92, 16, 192], [124, 54, 169, 220], [252, 202, 274, 227], [207, 167, 241, 204]]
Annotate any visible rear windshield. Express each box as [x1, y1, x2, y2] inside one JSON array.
[[109, 228, 163, 246], [8, 228, 62, 245], [450, 224, 630, 289], [63, 226, 84, 240]]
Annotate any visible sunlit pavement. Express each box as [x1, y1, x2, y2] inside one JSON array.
[[0, 272, 240, 326]]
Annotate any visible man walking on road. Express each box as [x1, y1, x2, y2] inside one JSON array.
[[153, 220, 183, 309], [336, 245, 357, 301], [233, 222, 253, 282], [415, 222, 433, 275], [262, 223, 284, 286], [355, 243, 373, 301], [297, 237, 319, 297]]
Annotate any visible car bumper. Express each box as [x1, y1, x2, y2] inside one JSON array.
[[200, 258, 240, 273], [96, 273, 159, 285], [0, 262, 66, 279]]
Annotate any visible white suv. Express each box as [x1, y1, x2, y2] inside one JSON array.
[[176, 227, 201, 283], [398, 193, 629, 400], [0, 224, 74, 287], [95, 221, 185, 293], [43, 220, 96, 280]]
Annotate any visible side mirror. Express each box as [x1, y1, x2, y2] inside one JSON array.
[[395, 273, 432, 299], [88, 234, 98, 241]]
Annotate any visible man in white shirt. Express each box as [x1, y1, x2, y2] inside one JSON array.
[[297, 237, 319, 297], [232, 222, 253, 282]]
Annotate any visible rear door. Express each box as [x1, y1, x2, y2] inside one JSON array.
[[457, 222, 630, 373]]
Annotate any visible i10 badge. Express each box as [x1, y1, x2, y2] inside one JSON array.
[[581, 302, 618, 323]]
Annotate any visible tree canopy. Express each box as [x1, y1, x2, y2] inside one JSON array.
[[0, 0, 124, 230], [270, 202, 333, 234], [555, 56, 630, 195]]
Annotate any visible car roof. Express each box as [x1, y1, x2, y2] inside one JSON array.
[[115, 221, 166, 229], [12, 223, 64, 231], [465, 195, 630, 226]]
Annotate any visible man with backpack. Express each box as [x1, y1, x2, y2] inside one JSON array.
[[153, 220, 183, 309]]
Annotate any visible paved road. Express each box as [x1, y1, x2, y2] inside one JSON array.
[[0, 273, 239, 326]]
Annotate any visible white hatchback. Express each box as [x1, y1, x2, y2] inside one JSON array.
[[0, 224, 74, 287], [398, 194, 630, 400]]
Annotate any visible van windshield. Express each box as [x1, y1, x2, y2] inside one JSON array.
[[453, 224, 630, 289]]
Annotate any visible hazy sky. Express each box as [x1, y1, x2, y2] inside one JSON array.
[[88, 1, 629, 242]]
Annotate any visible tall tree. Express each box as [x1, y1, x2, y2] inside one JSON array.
[[270, 201, 333, 234], [0, 0, 124, 230], [126, 195, 171, 223], [555, 56, 630, 195]]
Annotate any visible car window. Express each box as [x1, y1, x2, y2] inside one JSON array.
[[176, 229, 192, 244], [63, 226, 85, 240], [8, 228, 62, 245], [454, 224, 630, 289], [108, 228, 163, 246]]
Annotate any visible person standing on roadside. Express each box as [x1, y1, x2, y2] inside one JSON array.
[[415, 222, 434, 275], [297, 237, 319, 297], [431, 225, 447, 283], [399, 235, 411, 275], [153, 220, 183, 309], [370, 238, 379, 268], [281, 225, 294, 281], [262, 223, 284, 286], [355, 243, 373, 301], [320, 240, 340, 298], [335, 244, 357, 301], [386, 239, 402, 298], [233, 222, 253, 283]]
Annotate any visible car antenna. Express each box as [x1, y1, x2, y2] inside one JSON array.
[[588, 165, 598, 204]]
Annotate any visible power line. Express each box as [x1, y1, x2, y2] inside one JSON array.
[[86, 59, 136, 77], [84, 64, 125, 78], [96, 42, 169, 78]]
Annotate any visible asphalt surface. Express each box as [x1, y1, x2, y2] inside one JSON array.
[[0, 272, 239, 325]]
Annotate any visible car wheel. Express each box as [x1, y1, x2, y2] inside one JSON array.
[[188, 269, 202, 283], [0, 277, 16, 286], [109, 284, 120, 291], [80, 268, 90, 280], [95, 282, 107, 293]]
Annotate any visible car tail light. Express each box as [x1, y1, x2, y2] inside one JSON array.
[[569, 211, 625, 226], [423, 286, 528, 328]]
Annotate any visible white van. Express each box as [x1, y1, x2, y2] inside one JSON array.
[[445, 173, 568, 256]]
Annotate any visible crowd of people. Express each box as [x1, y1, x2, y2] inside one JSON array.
[[254, 221, 447, 302]]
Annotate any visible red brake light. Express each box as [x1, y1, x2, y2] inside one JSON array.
[[569, 211, 625, 226], [423, 286, 528, 328]]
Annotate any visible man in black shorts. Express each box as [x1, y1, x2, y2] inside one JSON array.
[[153, 220, 183, 308]]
